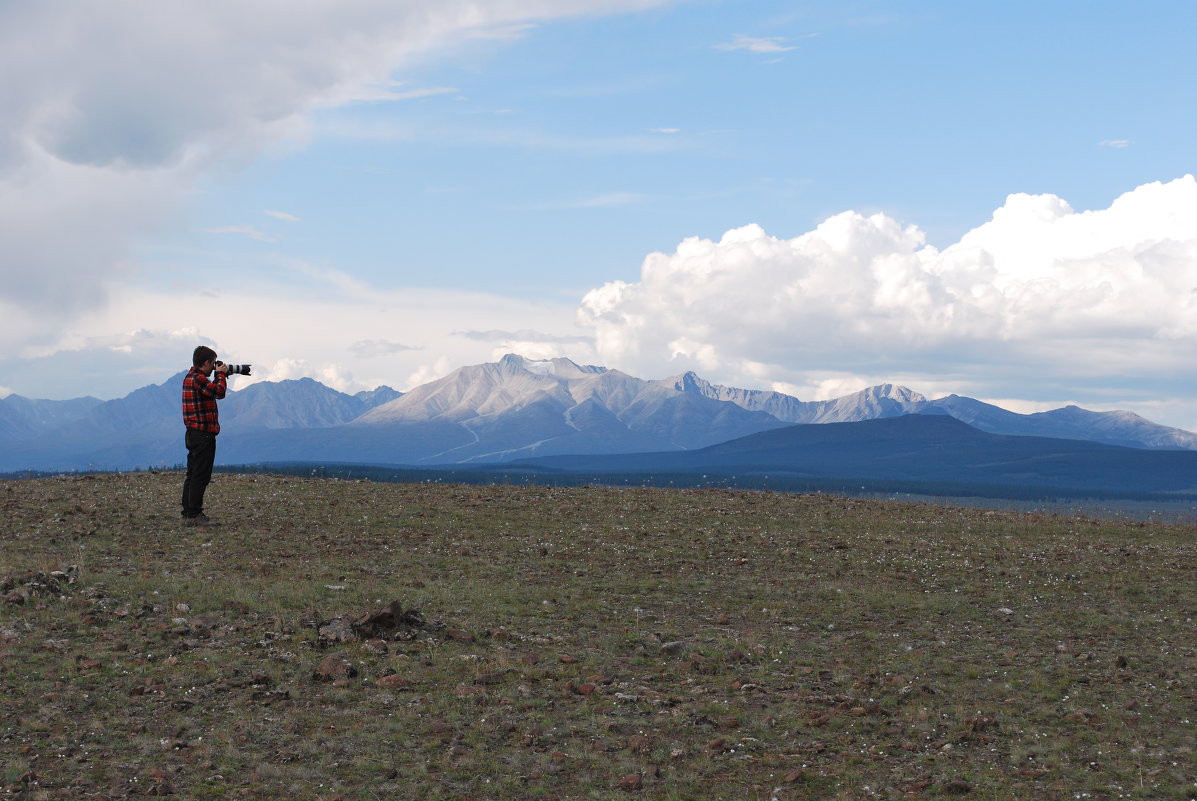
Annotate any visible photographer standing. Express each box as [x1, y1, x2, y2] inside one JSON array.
[[180, 345, 230, 527]]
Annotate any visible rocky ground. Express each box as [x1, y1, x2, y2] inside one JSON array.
[[2, 471, 1195, 799]]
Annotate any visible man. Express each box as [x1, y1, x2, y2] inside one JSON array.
[[181, 345, 229, 526]]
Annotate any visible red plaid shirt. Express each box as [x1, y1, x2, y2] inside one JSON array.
[[182, 366, 227, 433]]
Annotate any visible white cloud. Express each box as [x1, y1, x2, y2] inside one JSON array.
[[0, 0, 671, 332], [578, 176, 1197, 426], [204, 225, 277, 242], [0, 278, 593, 400], [265, 210, 301, 223], [1099, 139, 1131, 148], [715, 34, 798, 54]]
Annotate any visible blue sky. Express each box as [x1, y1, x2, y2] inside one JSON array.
[[2, 0, 1196, 428]]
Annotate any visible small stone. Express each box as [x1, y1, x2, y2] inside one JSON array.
[[616, 773, 642, 791], [445, 629, 475, 643], [575, 682, 597, 696], [313, 653, 357, 682]]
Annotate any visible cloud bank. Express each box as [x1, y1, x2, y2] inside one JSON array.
[[579, 176, 1197, 421], [0, 0, 667, 334]]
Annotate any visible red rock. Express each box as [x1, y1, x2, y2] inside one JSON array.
[[558, 654, 580, 663], [575, 682, 597, 696], [445, 629, 475, 642], [616, 773, 642, 791], [313, 653, 357, 682]]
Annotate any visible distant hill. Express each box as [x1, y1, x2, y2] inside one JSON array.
[[511, 415, 1197, 495]]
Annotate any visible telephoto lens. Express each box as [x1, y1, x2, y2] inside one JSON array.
[[215, 361, 252, 375]]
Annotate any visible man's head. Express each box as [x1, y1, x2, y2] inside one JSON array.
[[193, 345, 217, 368]]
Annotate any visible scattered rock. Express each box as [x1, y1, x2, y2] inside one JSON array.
[[355, 602, 427, 637], [363, 638, 389, 655], [375, 674, 411, 690], [317, 617, 357, 646], [317, 601, 434, 647], [313, 653, 357, 682], [616, 773, 642, 791]]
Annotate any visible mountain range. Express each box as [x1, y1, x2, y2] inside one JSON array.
[[2, 354, 1196, 495], [512, 414, 1197, 496]]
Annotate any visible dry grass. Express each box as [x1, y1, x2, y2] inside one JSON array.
[[1, 471, 1195, 800]]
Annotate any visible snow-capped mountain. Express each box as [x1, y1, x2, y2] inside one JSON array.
[[353, 354, 787, 462], [1, 353, 1195, 473]]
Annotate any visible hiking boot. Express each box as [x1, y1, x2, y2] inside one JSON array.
[[183, 514, 219, 527]]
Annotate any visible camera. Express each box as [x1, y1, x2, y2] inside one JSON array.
[[215, 361, 252, 376]]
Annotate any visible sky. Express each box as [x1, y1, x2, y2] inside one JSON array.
[[2, 0, 1196, 429]]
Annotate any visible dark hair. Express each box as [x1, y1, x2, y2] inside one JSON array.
[[192, 345, 217, 367]]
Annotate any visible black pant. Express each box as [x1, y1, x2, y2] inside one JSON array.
[[181, 428, 217, 518]]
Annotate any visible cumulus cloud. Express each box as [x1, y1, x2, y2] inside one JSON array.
[[0, 0, 670, 334], [578, 176, 1197, 419]]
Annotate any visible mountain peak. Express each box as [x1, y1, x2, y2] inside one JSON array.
[[499, 353, 606, 380]]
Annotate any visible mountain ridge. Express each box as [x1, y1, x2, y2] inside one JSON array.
[[2, 353, 1195, 477]]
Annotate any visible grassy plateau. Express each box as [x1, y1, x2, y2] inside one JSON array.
[[1, 471, 1195, 800]]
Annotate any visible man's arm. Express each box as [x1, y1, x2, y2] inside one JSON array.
[[194, 371, 228, 400]]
